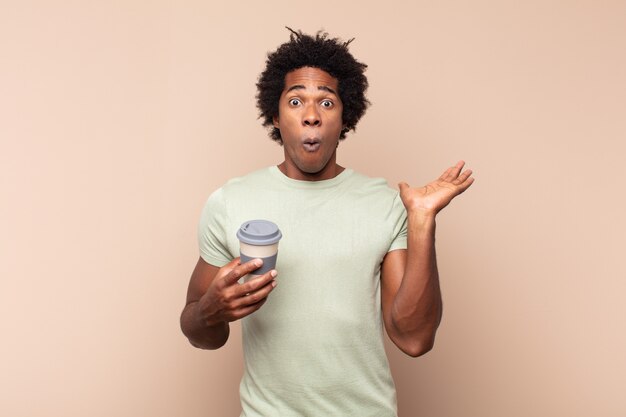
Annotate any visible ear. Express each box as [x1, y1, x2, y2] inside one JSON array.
[[273, 116, 279, 128]]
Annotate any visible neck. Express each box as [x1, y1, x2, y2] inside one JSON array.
[[278, 157, 345, 182]]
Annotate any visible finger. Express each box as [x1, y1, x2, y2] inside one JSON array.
[[230, 298, 268, 321], [222, 258, 263, 286], [438, 166, 454, 181], [398, 182, 410, 192], [225, 257, 242, 268], [453, 169, 473, 185], [235, 270, 277, 297], [232, 278, 277, 309], [442, 161, 465, 182], [213, 257, 242, 287], [447, 160, 465, 180], [455, 176, 475, 194]]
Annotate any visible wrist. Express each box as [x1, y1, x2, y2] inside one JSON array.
[[407, 209, 437, 231]]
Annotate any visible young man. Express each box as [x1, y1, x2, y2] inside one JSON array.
[[180, 29, 474, 416]]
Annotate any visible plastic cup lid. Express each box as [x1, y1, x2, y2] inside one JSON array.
[[236, 220, 282, 245]]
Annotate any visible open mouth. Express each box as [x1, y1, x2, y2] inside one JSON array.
[[303, 139, 321, 152]]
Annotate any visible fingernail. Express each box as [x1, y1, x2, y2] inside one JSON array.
[[270, 270, 277, 277], [271, 280, 277, 288], [254, 259, 262, 267]]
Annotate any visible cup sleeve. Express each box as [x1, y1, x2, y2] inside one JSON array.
[[198, 188, 233, 267], [388, 192, 408, 252]]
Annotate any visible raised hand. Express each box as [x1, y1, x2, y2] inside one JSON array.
[[398, 160, 474, 216]]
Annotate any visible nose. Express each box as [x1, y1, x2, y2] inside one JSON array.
[[302, 105, 321, 126]]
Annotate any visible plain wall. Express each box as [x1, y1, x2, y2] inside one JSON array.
[[1, 1, 625, 416]]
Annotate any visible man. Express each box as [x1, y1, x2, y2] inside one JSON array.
[[180, 28, 474, 416]]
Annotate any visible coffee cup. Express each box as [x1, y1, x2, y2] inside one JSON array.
[[236, 220, 282, 281]]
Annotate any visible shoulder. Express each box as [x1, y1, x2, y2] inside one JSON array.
[[210, 166, 276, 198], [346, 170, 405, 221], [222, 166, 274, 189], [202, 167, 274, 207], [347, 169, 399, 199]]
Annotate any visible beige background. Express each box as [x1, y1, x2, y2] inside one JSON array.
[[1, 1, 625, 416]]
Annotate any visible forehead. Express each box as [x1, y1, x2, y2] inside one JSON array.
[[283, 67, 339, 91]]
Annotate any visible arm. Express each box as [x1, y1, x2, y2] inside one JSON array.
[[180, 257, 278, 350], [381, 161, 474, 357]]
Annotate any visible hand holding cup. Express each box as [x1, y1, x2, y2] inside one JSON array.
[[195, 257, 278, 325]]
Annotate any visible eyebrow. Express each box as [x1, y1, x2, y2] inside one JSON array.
[[285, 85, 338, 95]]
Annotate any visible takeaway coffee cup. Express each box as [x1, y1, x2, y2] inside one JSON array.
[[236, 220, 282, 280]]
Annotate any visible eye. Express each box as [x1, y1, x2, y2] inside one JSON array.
[[289, 98, 301, 106], [320, 100, 333, 108]]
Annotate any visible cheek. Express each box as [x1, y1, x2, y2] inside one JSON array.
[[330, 108, 343, 126], [279, 113, 299, 130]]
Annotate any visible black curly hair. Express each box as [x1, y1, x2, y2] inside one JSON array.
[[256, 27, 370, 144]]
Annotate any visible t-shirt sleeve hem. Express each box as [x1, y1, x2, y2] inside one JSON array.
[[200, 252, 231, 268], [388, 238, 408, 252]]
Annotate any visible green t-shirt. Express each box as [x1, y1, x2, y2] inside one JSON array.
[[199, 166, 408, 417]]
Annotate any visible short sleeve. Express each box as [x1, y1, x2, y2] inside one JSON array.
[[198, 188, 233, 267], [388, 192, 408, 252]]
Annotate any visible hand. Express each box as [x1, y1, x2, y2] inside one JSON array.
[[195, 258, 277, 326], [398, 160, 474, 216]]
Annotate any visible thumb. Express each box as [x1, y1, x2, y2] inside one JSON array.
[[226, 257, 241, 268], [223, 257, 263, 286], [221, 257, 242, 280], [398, 182, 410, 192]]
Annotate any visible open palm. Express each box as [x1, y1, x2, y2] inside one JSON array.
[[398, 161, 474, 215]]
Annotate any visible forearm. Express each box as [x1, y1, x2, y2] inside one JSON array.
[[391, 211, 442, 350], [180, 302, 230, 350]]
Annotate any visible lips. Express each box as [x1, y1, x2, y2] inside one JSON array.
[[303, 138, 321, 152]]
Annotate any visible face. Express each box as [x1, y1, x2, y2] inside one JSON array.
[[273, 67, 344, 180]]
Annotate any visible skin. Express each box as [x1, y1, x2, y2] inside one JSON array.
[[180, 67, 475, 357], [272, 66, 345, 181], [382, 160, 473, 356]]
